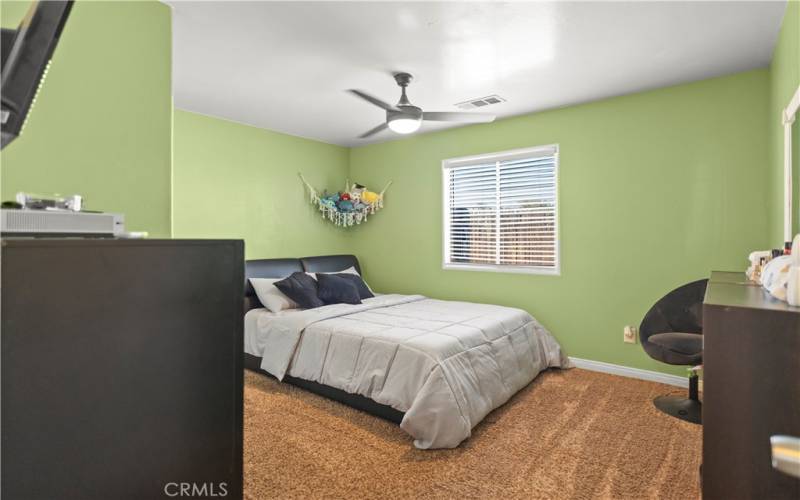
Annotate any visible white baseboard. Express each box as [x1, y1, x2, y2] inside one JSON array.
[[568, 357, 688, 388]]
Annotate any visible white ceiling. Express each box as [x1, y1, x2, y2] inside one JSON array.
[[167, 1, 787, 147]]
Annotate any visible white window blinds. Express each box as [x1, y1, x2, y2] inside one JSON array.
[[443, 145, 559, 274]]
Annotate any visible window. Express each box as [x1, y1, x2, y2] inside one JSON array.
[[442, 145, 559, 275]]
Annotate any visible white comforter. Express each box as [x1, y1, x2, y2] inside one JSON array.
[[245, 294, 568, 449]]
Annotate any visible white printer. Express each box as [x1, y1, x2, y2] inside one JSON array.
[[1, 192, 125, 238]]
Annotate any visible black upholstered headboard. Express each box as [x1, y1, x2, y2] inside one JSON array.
[[244, 254, 361, 312]]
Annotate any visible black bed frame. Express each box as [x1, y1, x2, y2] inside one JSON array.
[[244, 254, 405, 425]]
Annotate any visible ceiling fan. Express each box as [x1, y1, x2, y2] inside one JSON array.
[[348, 72, 496, 138]]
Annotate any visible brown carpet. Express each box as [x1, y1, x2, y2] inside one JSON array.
[[243, 368, 701, 500]]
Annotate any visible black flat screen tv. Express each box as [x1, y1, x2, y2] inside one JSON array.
[[1, 0, 73, 149]]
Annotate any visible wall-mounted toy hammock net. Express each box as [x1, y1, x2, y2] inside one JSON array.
[[299, 173, 392, 227]]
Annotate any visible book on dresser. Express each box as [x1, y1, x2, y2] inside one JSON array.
[[1, 239, 244, 500]]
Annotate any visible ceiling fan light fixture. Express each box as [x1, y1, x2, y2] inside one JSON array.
[[387, 116, 421, 134], [350, 72, 496, 139]]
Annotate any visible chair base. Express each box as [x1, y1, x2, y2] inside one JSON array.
[[654, 395, 702, 424]]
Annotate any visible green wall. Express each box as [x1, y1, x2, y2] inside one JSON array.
[[172, 110, 351, 259], [769, 0, 800, 244], [11, 0, 783, 375], [0, 0, 172, 237], [348, 70, 770, 374]]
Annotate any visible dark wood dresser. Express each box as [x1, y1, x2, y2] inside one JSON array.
[[1, 239, 244, 500], [703, 271, 800, 499]]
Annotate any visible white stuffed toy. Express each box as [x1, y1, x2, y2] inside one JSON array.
[[761, 234, 800, 304], [762, 255, 792, 301], [786, 234, 800, 306]]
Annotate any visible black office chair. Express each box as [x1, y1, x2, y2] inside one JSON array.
[[639, 279, 707, 424]]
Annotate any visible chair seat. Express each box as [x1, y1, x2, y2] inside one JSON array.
[[647, 332, 703, 365]]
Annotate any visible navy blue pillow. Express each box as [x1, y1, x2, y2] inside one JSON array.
[[333, 273, 374, 300], [316, 273, 362, 305], [274, 272, 324, 309]]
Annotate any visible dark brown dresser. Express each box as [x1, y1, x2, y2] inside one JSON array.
[[703, 271, 800, 499], [1, 239, 244, 499]]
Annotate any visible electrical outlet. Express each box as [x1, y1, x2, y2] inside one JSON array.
[[623, 325, 637, 344]]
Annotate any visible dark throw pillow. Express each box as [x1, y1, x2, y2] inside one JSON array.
[[316, 273, 362, 305], [274, 272, 324, 309], [334, 273, 374, 300]]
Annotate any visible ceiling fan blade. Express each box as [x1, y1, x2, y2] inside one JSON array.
[[358, 122, 388, 138], [348, 89, 398, 111], [423, 112, 495, 123]]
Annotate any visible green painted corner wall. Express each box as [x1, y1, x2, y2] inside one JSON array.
[[769, 0, 800, 244], [0, 0, 172, 237], [348, 70, 770, 375], [172, 110, 351, 259]]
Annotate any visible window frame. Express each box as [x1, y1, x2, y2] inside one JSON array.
[[441, 144, 560, 276]]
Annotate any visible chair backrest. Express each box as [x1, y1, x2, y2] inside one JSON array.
[[639, 279, 708, 345]]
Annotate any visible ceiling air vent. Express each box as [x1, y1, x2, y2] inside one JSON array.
[[455, 95, 506, 110]]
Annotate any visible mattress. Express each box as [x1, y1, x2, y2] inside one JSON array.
[[244, 294, 568, 449]]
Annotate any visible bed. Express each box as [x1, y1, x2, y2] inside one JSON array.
[[244, 254, 568, 449]]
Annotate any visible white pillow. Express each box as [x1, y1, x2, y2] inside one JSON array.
[[249, 278, 298, 313], [307, 266, 373, 293]]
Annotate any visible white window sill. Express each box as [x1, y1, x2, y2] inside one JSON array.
[[442, 262, 561, 276]]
